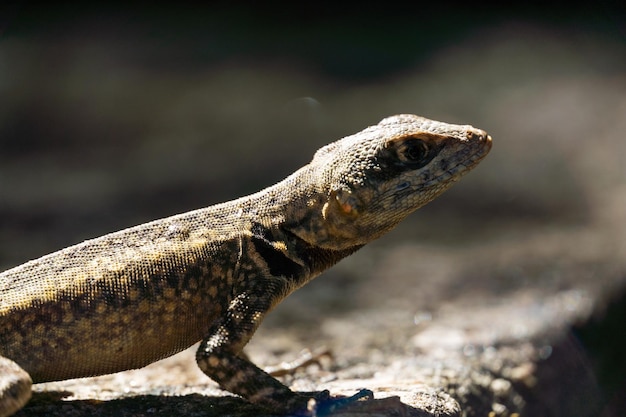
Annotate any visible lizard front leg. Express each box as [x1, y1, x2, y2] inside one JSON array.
[[195, 275, 371, 415], [195, 277, 316, 414]]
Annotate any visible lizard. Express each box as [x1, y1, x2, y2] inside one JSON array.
[[0, 114, 491, 416]]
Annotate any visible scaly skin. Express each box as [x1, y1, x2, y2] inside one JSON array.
[[0, 114, 491, 416]]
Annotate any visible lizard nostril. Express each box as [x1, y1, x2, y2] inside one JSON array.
[[467, 130, 489, 141]]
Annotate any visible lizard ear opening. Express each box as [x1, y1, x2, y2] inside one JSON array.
[[322, 189, 360, 220]]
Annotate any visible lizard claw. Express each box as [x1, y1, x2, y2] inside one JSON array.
[[307, 389, 374, 416]]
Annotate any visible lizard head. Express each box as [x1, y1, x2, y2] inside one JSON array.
[[293, 114, 492, 250]]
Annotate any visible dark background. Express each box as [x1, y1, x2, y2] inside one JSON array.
[[1, 3, 625, 416]]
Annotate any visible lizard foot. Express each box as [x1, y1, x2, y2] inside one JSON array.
[[305, 389, 374, 416]]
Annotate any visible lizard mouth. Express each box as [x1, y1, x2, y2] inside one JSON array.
[[421, 133, 492, 189]]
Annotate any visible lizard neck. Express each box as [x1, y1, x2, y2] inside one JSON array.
[[230, 163, 391, 253], [230, 164, 328, 237], [217, 166, 363, 286], [297, 242, 363, 276]]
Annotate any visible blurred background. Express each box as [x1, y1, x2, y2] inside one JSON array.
[[0, 3, 625, 416]]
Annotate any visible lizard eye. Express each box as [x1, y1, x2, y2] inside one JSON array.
[[405, 140, 428, 161], [398, 138, 430, 165], [382, 135, 439, 170]]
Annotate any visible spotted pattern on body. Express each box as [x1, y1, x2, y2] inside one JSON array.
[[0, 114, 491, 416]]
